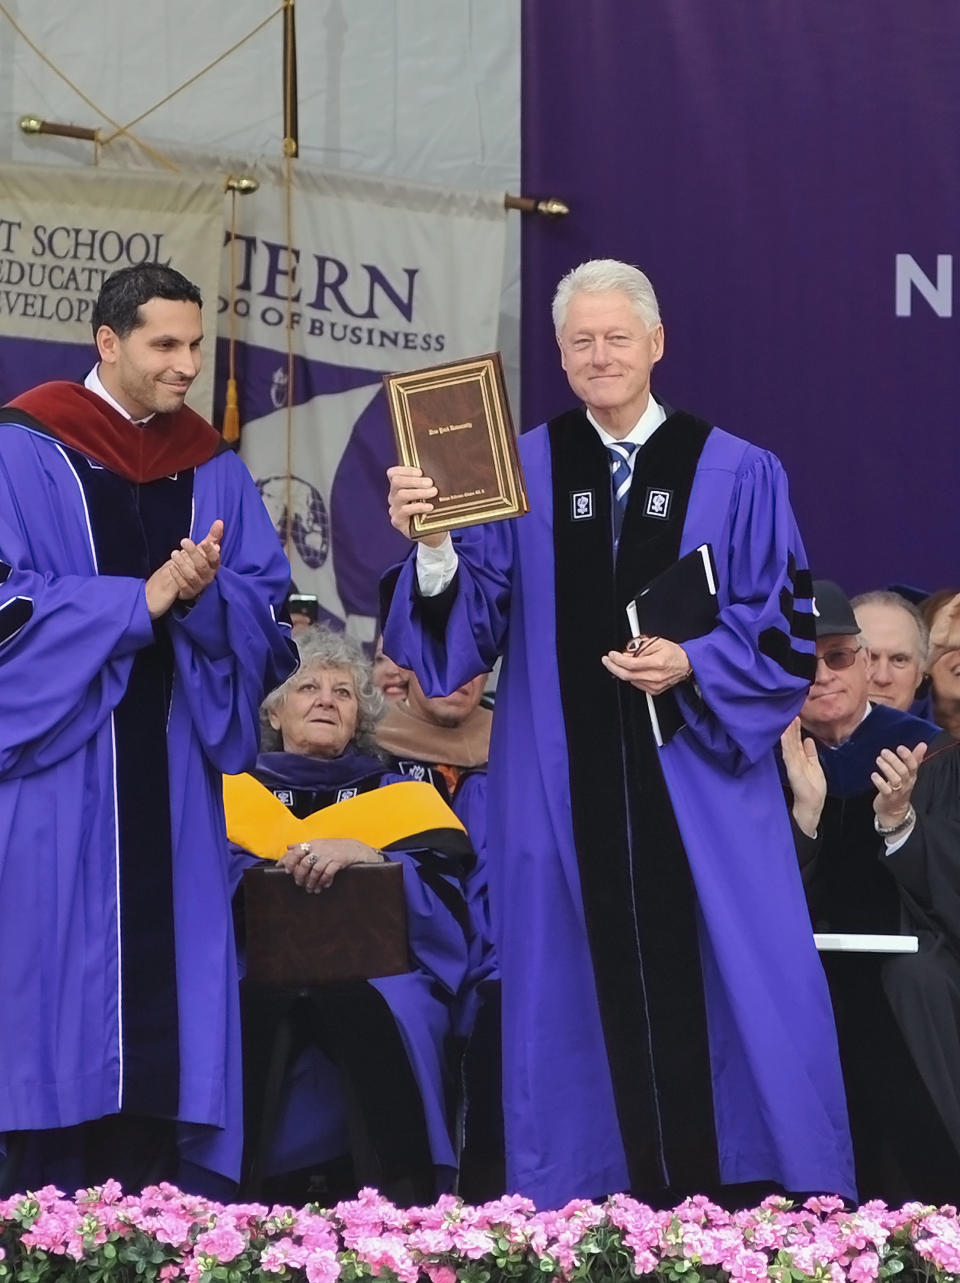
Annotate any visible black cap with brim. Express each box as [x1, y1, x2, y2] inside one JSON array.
[[811, 579, 860, 638]]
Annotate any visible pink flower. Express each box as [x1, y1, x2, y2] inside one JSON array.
[[20, 1207, 73, 1254], [699, 1226, 743, 1265], [748, 1221, 782, 1251], [153, 1211, 195, 1248], [30, 1185, 67, 1208], [194, 1225, 247, 1263], [409, 1226, 457, 1254], [448, 1224, 497, 1259], [632, 1248, 658, 1274], [304, 1247, 341, 1283], [474, 1193, 535, 1223], [259, 1236, 308, 1272], [226, 1201, 269, 1222], [917, 1215, 960, 1273], [790, 1244, 825, 1274], [725, 1247, 769, 1283], [848, 1250, 880, 1283], [412, 1193, 461, 1226], [675, 1196, 727, 1225], [423, 1266, 458, 1283], [11, 1180, 960, 1283], [350, 1232, 418, 1283], [296, 1209, 340, 1251]]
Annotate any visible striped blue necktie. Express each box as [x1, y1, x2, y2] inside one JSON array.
[[607, 440, 638, 540]]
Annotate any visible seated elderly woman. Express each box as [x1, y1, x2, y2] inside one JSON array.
[[223, 627, 476, 1206]]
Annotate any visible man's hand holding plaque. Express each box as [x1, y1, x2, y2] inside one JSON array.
[[386, 466, 447, 547], [383, 352, 528, 538]]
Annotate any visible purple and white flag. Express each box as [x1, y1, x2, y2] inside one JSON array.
[[0, 162, 223, 417], [219, 163, 506, 637]]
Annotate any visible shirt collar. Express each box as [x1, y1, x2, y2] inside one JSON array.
[[821, 702, 874, 750], [586, 396, 666, 450], [84, 365, 155, 425]]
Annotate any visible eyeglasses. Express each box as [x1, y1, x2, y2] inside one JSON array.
[[816, 646, 860, 672]]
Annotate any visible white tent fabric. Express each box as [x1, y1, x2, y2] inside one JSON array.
[[0, 0, 521, 397]]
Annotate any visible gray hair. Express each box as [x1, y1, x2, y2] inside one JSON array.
[[851, 590, 930, 664], [260, 625, 385, 755], [552, 259, 661, 334]]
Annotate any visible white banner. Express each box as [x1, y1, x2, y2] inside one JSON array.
[[222, 163, 507, 638], [0, 149, 507, 637], [0, 162, 224, 416]]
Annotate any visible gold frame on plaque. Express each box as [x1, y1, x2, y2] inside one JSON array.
[[383, 351, 529, 535]]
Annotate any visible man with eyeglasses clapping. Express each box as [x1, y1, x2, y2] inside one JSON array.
[[787, 579, 935, 862]]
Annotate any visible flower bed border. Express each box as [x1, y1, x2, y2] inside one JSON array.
[[2, 1183, 960, 1283]]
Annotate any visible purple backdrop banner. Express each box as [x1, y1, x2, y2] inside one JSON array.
[[521, 1, 960, 597]]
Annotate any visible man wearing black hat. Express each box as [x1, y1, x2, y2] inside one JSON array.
[[782, 579, 960, 1205], [790, 579, 935, 861]]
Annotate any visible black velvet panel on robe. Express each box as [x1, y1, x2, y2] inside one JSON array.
[[1, 548, 33, 641], [0, 595, 33, 643], [64, 445, 195, 1117], [261, 769, 386, 820], [816, 734, 960, 1200], [549, 408, 719, 1194], [758, 555, 816, 679]]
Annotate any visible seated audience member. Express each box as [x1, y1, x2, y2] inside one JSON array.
[[375, 668, 502, 1200], [223, 628, 475, 1205], [372, 634, 411, 703], [921, 590, 960, 736], [852, 590, 929, 714], [376, 669, 492, 951], [782, 579, 960, 1203], [376, 671, 490, 818]]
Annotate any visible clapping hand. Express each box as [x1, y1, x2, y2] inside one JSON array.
[[780, 716, 826, 838], [872, 742, 927, 830], [168, 519, 223, 601], [144, 519, 224, 619]]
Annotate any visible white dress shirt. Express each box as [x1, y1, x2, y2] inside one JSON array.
[[415, 398, 667, 596]]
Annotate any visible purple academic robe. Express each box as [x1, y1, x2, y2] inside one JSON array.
[[451, 771, 499, 984], [384, 408, 855, 1207], [0, 416, 295, 1186]]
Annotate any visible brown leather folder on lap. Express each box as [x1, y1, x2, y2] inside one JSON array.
[[243, 862, 410, 987]]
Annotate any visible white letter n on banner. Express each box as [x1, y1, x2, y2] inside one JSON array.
[[895, 253, 953, 317]]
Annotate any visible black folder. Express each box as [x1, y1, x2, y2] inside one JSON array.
[[625, 543, 719, 745]]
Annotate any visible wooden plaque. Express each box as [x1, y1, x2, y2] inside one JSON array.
[[242, 862, 410, 987], [383, 351, 529, 535]]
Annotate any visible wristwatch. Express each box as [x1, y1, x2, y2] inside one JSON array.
[[874, 805, 915, 837]]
